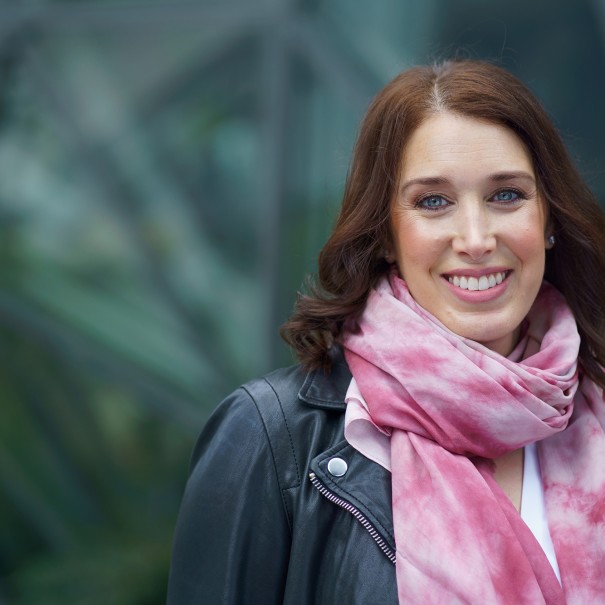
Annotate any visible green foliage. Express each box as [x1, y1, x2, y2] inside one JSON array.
[[0, 315, 193, 604], [10, 529, 171, 605]]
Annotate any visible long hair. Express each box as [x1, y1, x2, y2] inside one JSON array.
[[281, 60, 605, 387]]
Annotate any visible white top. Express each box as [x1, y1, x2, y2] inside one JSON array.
[[520, 443, 561, 583]]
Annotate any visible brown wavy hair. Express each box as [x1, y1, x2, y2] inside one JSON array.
[[281, 60, 605, 387]]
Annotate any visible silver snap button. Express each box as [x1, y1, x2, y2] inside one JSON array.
[[327, 457, 348, 477]]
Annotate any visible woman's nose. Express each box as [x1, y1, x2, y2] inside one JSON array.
[[451, 203, 496, 260]]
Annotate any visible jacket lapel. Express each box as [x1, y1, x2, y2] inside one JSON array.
[[299, 349, 395, 557]]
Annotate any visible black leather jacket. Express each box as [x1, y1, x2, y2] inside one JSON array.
[[167, 352, 398, 604]]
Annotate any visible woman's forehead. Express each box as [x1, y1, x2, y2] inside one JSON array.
[[398, 112, 534, 182]]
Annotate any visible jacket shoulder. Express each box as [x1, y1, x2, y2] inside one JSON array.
[[238, 357, 349, 492], [169, 379, 293, 604]]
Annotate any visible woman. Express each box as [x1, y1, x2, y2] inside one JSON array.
[[167, 60, 605, 604]]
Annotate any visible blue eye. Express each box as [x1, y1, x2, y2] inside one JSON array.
[[492, 189, 522, 202], [418, 195, 449, 210]]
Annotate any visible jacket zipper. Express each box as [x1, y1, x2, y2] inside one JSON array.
[[308, 472, 396, 564]]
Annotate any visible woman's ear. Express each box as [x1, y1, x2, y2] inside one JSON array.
[[382, 235, 396, 263], [544, 212, 555, 250], [545, 234, 555, 250], [545, 221, 555, 250]]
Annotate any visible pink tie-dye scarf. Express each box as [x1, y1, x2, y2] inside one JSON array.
[[342, 273, 605, 604]]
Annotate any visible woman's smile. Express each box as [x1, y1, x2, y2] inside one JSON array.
[[442, 268, 512, 303], [445, 270, 509, 291], [389, 112, 553, 356]]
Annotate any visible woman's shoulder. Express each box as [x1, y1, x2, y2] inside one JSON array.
[[244, 346, 352, 417], [209, 346, 351, 431], [190, 348, 352, 488]]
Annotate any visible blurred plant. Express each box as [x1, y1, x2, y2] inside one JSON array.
[[0, 271, 197, 604]]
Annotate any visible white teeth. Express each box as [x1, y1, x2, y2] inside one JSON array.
[[447, 271, 507, 291]]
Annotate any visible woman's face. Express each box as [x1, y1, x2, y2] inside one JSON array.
[[390, 112, 552, 356]]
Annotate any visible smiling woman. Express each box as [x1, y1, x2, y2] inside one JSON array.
[[168, 61, 605, 604], [390, 112, 551, 356]]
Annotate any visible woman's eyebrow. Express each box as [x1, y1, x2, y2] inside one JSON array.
[[488, 171, 536, 184], [400, 176, 450, 194], [400, 172, 536, 194]]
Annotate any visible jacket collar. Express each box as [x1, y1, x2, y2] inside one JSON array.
[[299, 346, 396, 558], [298, 346, 351, 410]]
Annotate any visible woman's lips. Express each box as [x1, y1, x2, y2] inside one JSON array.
[[447, 270, 509, 292], [441, 270, 511, 302]]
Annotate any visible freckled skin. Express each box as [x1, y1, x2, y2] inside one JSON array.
[[390, 112, 552, 357]]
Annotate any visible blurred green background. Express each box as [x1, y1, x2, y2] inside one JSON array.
[[0, 1, 603, 603]]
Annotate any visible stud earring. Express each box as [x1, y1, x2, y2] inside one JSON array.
[[547, 235, 555, 247]]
